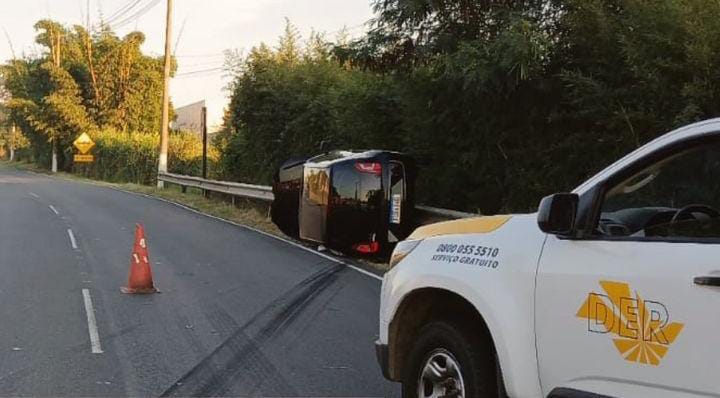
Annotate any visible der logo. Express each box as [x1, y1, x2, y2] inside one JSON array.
[[576, 281, 684, 366]]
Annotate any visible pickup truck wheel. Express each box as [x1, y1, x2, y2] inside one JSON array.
[[401, 321, 499, 398]]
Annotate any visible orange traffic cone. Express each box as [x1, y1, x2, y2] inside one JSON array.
[[121, 224, 158, 294]]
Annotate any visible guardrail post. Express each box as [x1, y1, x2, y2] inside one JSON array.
[[181, 185, 187, 193]]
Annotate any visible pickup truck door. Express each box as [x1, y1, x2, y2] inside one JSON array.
[[536, 140, 720, 398]]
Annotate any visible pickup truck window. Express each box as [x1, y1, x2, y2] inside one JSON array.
[[597, 142, 720, 239]]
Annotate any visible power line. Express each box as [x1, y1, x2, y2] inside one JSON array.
[[176, 67, 224, 75], [173, 17, 187, 55], [175, 53, 225, 58], [174, 67, 224, 78], [91, 0, 142, 31], [178, 60, 224, 69], [78, 0, 86, 29], [111, 0, 162, 30], [110, 0, 161, 29], [104, 0, 143, 25], [107, 0, 136, 20], [3, 27, 17, 60]]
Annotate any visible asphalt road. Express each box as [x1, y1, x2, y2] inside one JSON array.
[[0, 165, 400, 397]]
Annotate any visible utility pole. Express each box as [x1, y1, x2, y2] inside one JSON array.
[[157, 0, 173, 188], [9, 124, 15, 162], [201, 105, 208, 197], [201, 105, 207, 180], [51, 26, 61, 173]]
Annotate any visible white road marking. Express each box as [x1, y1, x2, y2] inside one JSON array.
[[109, 187, 384, 282], [28, 192, 40, 199], [81, 289, 103, 354], [49, 205, 59, 215], [67, 229, 78, 250]]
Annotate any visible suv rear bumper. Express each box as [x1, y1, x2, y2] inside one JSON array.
[[375, 340, 391, 380]]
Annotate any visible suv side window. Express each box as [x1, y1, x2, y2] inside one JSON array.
[[597, 142, 720, 240]]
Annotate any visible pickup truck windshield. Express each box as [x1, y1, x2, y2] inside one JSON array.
[[599, 142, 720, 238]]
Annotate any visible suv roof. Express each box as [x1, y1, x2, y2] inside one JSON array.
[[305, 150, 406, 167]]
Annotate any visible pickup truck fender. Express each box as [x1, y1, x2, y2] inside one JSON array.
[[380, 214, 547, 398]]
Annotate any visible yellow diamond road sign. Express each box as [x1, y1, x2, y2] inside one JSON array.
[[73, 133, 95, 154]]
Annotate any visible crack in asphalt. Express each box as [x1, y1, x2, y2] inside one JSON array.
[[160, 263, 346, 397]]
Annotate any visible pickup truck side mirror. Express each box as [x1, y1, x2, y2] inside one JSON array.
[[537, 193, 579, 235]]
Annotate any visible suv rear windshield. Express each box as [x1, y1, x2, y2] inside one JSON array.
[[304, 167, 330, 206]]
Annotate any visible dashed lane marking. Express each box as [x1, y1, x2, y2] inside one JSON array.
[[67, 229, 78, 250], [81, 289, 103, 354]]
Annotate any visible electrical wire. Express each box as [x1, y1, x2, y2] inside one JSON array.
[[104, 0, 143, 25], [110, 0, 161, 29], [110, 0, 162, 30], [176, 67, 224, 75], [173, 17, 187, 55], [178, 60, 225, 69], [174, 67, 225, 78], [176, 53, 225, 58]]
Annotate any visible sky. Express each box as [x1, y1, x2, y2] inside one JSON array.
[[0, 0, 375, 130]]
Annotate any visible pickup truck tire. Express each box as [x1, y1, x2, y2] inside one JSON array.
[[401, 320, 502, 398]]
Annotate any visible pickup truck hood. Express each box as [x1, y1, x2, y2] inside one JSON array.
[[408, 215, 513, 240]]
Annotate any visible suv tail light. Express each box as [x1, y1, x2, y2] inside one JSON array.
[[354, 241, 380, 254], [355, 162, 382, 175]]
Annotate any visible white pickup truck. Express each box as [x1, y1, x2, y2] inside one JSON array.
[[376, 119, 720, 398]]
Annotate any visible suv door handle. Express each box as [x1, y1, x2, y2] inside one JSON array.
[[694, 276, 720, 287]]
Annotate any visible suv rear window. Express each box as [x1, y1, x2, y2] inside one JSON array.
[[304, 167, 330, 206]]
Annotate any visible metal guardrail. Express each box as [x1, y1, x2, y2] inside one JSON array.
[[158, 172, 477, 221], [158, 172, 274, 201]]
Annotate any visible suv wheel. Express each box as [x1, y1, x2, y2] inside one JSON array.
[[401, 320, 502, 398]]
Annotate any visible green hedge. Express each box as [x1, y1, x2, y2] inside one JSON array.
[[73, 129, 216, 184]]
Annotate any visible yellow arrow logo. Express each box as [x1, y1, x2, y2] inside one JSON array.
[[577, 281, 684, 366]]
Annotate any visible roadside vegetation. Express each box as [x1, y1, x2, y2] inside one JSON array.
[[215, 0, 720, 214], [78, 129, 217, 185]]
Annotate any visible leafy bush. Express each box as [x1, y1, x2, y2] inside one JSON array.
[[74, 129, 216, 184]]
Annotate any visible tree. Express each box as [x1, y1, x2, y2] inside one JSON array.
[[1, 19, 172, 171], [338, 0, 556, 70], [0, 75, 28, 160]]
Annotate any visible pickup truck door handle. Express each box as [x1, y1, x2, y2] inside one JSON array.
[[694, 276, 720, 287]]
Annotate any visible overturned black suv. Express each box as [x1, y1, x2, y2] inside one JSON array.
[[271, 150, 416, 256]]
